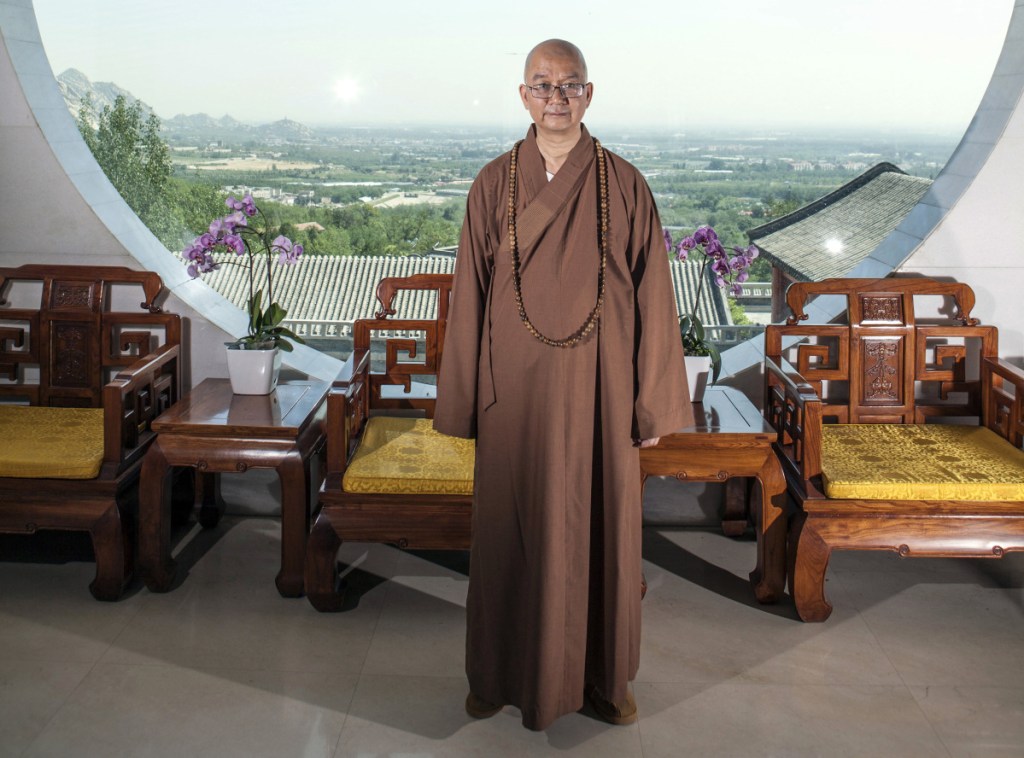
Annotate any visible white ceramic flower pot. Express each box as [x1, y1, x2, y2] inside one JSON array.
[[684, 355, 712, 403], [226, 346, 281, 395]]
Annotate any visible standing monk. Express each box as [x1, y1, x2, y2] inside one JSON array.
[[434, 39, 692, 731]]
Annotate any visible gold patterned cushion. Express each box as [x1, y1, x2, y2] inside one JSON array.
[[0, 406, 105, 479], [821, 424, 1024, 501], [343, 417, 475, 495]]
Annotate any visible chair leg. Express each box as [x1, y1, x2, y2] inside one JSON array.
[[89, 503, 129, 601], [305, 509, 345, 612], [789, 511, 834, 622]]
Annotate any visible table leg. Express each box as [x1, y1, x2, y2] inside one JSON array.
[[721, 477, 750, 536], [196, 471, 227, 528], [275, 451, 310, 597], [139, 438, 178, 592], [748, 454, 788, 604]]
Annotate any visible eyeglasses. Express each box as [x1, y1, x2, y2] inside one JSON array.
[[523, 82, 587, 99]]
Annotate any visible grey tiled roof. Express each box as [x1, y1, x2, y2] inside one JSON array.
[[747, 163, 932, 282], [196, 253, 456, 335], [195, 253, 727, 337]]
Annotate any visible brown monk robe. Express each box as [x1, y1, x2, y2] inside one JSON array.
[[434, 41, 691, 731]]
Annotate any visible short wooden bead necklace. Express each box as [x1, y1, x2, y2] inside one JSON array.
[[507, 137, 609, 348]]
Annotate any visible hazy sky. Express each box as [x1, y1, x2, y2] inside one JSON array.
[[34, 0, 1014, 134]]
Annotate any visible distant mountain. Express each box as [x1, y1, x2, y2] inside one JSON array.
[[256, 118, 316, 141], [55, 69, 318, 143], [163, 112, 258, 142], [57, 68, 155, 125]]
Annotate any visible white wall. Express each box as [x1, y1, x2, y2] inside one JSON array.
[[896, 10, 1024, 362]]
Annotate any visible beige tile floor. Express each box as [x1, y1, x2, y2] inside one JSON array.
[[2, 476, 1023, 757]]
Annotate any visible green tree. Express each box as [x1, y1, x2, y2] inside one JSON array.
[[77, 94, 171, 220]]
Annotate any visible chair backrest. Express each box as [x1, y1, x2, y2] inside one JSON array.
[[0, 265, 181, 407], [764, 277, 998, 425], [351, 273, 453, 417]]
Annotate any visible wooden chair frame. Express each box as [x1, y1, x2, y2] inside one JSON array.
[[764, 277, 1024, 621], [305, 273, 471, 611], [0, 265, 181, 599]]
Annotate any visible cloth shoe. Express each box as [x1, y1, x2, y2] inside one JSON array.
[[584, 684, 638, 725], [465, 692, 502, 719]]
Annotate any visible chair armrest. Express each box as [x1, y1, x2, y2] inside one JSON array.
[[325, 348, 371, 487], [764, 354, 824, 492], [332, 350, 362, 389], [983, 356, 1024, 447], [101, 343, 181, 475]]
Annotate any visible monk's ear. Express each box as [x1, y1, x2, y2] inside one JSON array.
[[519, 84, 531, 109], [584, 82, 594, 107]]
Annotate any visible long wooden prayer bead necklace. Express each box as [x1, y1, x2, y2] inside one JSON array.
[[507, 137, 609, 348]]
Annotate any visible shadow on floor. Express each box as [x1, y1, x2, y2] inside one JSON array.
[[642, 528, 799, 619]]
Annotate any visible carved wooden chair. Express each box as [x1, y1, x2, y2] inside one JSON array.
[[0, 265, 181, 599], [764, 277, 1024, 621], [305, 273, 473, 611]]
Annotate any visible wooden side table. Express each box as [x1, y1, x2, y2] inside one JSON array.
[[639, 386, 787, 603], [139, 378, 329, 597]]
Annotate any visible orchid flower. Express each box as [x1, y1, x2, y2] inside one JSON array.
[[662, 223, 760, 384], [181, 194, 307, 351]]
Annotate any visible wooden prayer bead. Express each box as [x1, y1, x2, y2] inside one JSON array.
[[507, 138, 609, 348]]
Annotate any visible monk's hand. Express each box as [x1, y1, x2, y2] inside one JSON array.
[[635, 437, 660, 448]]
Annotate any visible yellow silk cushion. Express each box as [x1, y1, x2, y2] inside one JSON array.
[[0, 406, 105, 479], [343, 417, 475, 495], [821, 424, 1024, 501]]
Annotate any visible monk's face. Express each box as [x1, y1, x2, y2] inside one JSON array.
[[519, 46, 592, 139]]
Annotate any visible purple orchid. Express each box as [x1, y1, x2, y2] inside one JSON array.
[[272, 235, 304, 265], [226, 193, 258, 217], [224, 234, 245, 256], [662, 223, 760, 383], [208, 217, 230, 238], [692, 226, 717, 246], [180, 193, 307, 351]]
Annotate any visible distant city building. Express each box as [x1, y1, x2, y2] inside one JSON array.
[[747, 162, 932, 321]]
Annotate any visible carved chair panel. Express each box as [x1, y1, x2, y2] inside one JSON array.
[[770, 278, 988, 426], [0, 266, 177, 410]]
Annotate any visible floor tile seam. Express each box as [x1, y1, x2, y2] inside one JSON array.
[[98, 597, 150, 652], [352, 672, 467, 685], [914, 683, 1024, 693], [19, 650, 104, 758], [635, 680, 936, 692], [840, 605, 957, 758], [633, 675, 911, 687], [328, 680, 358, 758], [79, 658, 376, 679], [352, 572, 393, 676], [0, 654, 108, 665], [904, 686, 957, 758], [836, 576, 914, 681]]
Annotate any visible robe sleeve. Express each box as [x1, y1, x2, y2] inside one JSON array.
[[433, 176, 494, 439], [631, 175, 696, 438]]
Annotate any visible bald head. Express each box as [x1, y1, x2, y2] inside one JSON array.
[[524, 39, 588, 82]]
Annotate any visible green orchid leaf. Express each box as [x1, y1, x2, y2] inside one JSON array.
[[273, 325, 306, 344], [706, 341, 723, 383], [264, 302, 287, 329]]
